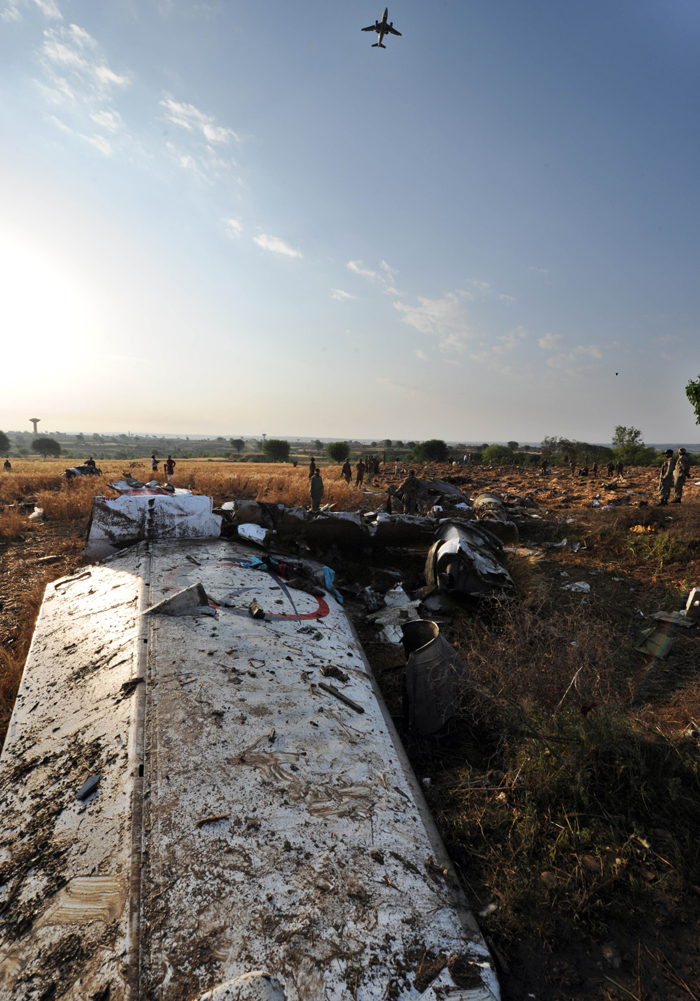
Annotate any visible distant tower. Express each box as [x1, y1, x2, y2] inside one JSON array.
[[30, 418, 40, 434]]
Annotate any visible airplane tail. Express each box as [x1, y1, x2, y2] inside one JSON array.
[[371, 43, 386, 48]]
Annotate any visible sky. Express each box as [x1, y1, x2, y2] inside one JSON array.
[[1, 0, 699, 443]]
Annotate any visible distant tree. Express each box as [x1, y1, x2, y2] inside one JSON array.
[[92, 433, 102, 441], [0, 431, 10, 455], [395, 440, 404, 447], [383, 438, 392, 448], [263, 439, 290, 462], [482, 444, 514, 463], [230, 438, 245, 454], [370, 442, 377, 447], [313, 439, 323, 453], [76, 432, 84, 442], [481, 443, 489, 451], [326, 441, 350, 463], [32, 438, 61, 458], [507, 440, 519, 451], [412, 439, 449, 463], [686, 376, 700, 423], [611, 426, 657, 466], [406, 441, 416, 449], [216, 436, 225, 442]]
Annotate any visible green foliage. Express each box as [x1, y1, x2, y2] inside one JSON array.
[[412, 439, 449, 462], [685, 375, 700, 424], [230, 438, 245, 454], [541, 435, 613, 464], [507, 440, 519, 451], [383, 438, 392, 448], [326, 441, 350, 463], [262, 439, 290, 462], [482, 444, 514, 463], [0, 431, 10, 456], [31, 437, 61, 458], [611, 425, 658, 466], [313, 440, 323, 453]]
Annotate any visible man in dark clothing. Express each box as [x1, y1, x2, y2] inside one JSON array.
[[592, 461, 598, 478], [85, 456, 96, 468], [616, 461, 624, 478], [607, 462, 615, 477], [308, 457, 316, 478], [341, 459, 352, 483], [165, 455, 176, 481], [373, 457, 380, 476], [658, 450, 676, 506], [310, 469, 324, 512], [356, 459, 365, 486], [540, 458, 549, 476], [3, 459, 11, 472], [672, 447, 691, 503]]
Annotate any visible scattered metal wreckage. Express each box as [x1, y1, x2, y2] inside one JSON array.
[[471, 492, 519, 545], [629, 588, 700, 704], [0, 535, 501, 1001], [424, 520, 515, 600], [64, 463, 102, 479]]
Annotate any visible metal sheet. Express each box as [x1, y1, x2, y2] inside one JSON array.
[[0, 540, 500, 1001], [87, 494, 222, 549]]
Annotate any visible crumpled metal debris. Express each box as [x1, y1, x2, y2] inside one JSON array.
[[472, 492, 519, 543], [401, 620, 470, 737], [561, 581, 591, 593], [367, 585, 421, 643], [145, 582, 217, 617], [425, 520, 514, 598]]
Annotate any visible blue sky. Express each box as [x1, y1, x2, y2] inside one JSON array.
[[1, 0, 699, 442]]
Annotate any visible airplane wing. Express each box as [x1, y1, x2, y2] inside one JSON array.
[[361, 24, 376, 31], [387, 25, 402, 35]]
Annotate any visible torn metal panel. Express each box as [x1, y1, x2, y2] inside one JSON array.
[[300, 510, 370, 550], [425, 520, 514, 598], [86, 493, 222, 552], [0, 540, 500, 1001], [0, 561, 148, 1001], [369, 512, 435, 546]]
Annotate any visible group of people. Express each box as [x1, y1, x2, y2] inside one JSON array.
[[658, 448, 691, 505], [151, 454, 177, 482], [306, 454, 421, 515]]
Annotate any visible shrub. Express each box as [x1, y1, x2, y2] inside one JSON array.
[[262, 439, 290, 463], [0, 431, 10, 456], [326, 441, 350, 463], [482, 444, 514, 463], [31, 438, 61, 458], [412, 439, 449, 463]]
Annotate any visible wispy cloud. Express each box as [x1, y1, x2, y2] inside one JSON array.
[[393, 291, 475, 353], [330, 289, 356, 301], [81, 133, 111, 155], [224, 218, 242, 237], [347, 260, 380, 281], [574, 344, 603, 359], [470, 326, 527, 368], [467, 280, 491, 297], [160, 97, 238, 144], [413, 348, 427, 361], [538, 332, 564, 350], [347, 258, 399, 293], [90, 108, 122, 131], [253, 234, 303, 258], [2, 0, 61, 23], [40, 24, 130, 102], [498, 293, 516, 303], [527, 266, 549, 276]]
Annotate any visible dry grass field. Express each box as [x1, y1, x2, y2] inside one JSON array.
[[1, 456, 700, 1000]]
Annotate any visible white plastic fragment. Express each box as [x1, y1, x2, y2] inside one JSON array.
[[237, 523, 271, 547]]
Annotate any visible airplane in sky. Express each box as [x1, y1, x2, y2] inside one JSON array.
[[361, 8, 402, 48]]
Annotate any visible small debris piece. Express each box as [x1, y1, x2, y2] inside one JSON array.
[[37, 554, 62, 564], [248, 599, 266, 620], [601, 942, 622, 969], [145, 582, 211, 617], [320, 665, 350, 683], [77, 774, 101, 801], [540, 871, 558, 889], [635, 627, 675, 659], [196, 813, 230, 826], [118, 678, 145, 698], [318, 681, 364, 714], [561, 581, 591, 593], [581, 854, 602, 873]]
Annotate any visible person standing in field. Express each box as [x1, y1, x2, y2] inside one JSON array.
[[356, 459, 365, 487], [3, 459, 11, 472], [607, 461, 615, 477], [308, 457, 316, 478], [592, 461, 598, 478], [657, 449, 676, 506], [616, 460, 624, 478], [164, 455, 176, 482], [672, 447, 691, 503], [151, 454, 159, 473], [398, 470, 419, 514], [341, 459, 352, 483], [310, 469, 324, 512]]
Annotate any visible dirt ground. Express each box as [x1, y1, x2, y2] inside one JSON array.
[[1, 459, 700, 1000]]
